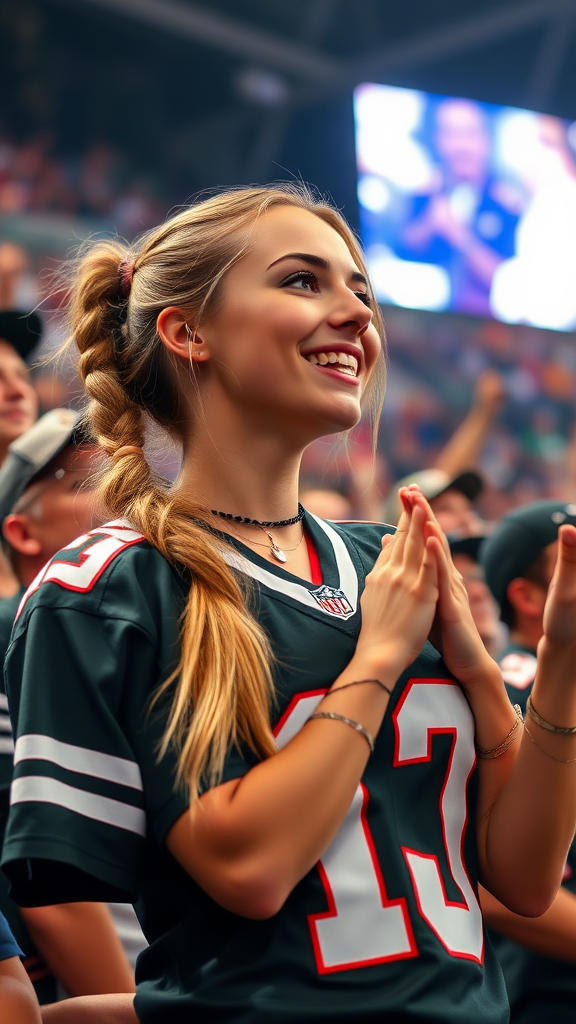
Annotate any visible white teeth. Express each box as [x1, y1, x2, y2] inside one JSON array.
[[305, 351, 360, 376]]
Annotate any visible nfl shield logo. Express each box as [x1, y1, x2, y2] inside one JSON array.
[[310, 584, 354, 617]]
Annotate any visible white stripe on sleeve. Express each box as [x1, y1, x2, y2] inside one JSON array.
[[0, 736, 14, 755], [0, 714, 12, 734], [10, 775, 146, 835], [0, 694, 9, 712], [14, 735, 142, 791]]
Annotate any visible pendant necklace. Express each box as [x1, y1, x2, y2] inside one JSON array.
[[229, 523, 305, 563], [211, 504, 306, 562]]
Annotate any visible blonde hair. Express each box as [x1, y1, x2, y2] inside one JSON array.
[[66, 183, 387, 799]]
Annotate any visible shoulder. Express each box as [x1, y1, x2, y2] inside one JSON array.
[[12, 520, 184, 642]]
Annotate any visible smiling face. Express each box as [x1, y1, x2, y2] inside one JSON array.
[[185, 205, 382, 446]]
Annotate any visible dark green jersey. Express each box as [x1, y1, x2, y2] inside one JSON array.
[[0, 585, 57, 1003], [490, 643, 576, 1021], [2, 515, 507, 1024], [0, 589, 22, 790]]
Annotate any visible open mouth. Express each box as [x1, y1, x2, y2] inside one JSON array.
[[305, 350, 359, 378]]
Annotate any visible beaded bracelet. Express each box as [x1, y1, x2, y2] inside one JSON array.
[[475, 704, 523, 759], [309, 711, 374, 754], [526, 694, 576, 735]]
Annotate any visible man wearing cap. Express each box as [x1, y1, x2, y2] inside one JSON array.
[[0, 409, 140, 1005], [383, 467, 485, 535], [480, 499, 576, 1024]]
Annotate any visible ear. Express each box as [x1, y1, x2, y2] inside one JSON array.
[[506, 577, 546, 619], [156, 308, 210, 365], [2, 514, 42, 557]]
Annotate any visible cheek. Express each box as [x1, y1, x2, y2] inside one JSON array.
[[362, 324, 383, 373], [211, 294, 319, 365]]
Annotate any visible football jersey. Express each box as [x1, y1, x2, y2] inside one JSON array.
[[0, 588, 22, 788], [0, 585, 57, 1002], [490, 643, 576, 1021], [2, 514, 507, 1024]]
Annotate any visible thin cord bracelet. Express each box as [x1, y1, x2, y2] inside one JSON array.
[[526, 694, 576, 735], [309, 711, 374, 754], [475, 705, 523, 759], [323, 678, 393, 699], [523, 721, 576, 763]]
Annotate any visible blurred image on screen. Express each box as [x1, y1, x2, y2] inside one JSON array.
[[354, 83, 576, 331]]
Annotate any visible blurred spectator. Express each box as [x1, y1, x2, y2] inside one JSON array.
[[382, 468, 484, 534], [448, 535, 506, 659], [0, 311, 41, 597], [0, 410, 143, 1002], [480, 500, 576, 1022], [0, 132, 161, 236]]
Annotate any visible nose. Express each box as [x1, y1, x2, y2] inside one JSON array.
[[4, 373, 29, 400], [328, 285, 373, 338]]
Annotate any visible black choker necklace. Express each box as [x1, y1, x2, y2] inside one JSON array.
[[211, 503, 305, 529]]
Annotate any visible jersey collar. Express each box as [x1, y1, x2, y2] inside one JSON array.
[[220, 511, 360, 624]]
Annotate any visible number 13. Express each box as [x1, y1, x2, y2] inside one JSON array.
[[274, 679, 483, 974]]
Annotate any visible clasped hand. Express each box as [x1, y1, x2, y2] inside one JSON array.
[[356, 486, 494, 690]]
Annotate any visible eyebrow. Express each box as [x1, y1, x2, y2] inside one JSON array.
[[266, 252, 367, 286]]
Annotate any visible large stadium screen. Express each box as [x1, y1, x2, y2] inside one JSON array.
[[354, 83, 576, 331]]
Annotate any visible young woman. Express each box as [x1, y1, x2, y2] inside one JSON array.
[[3, 184, 576, 1024]]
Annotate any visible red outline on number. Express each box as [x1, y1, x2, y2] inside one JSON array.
[[307, 782, 417, 974], [392, 678, 483, 965], [273, 688, 327, 739], [16, 527, 145, 617]]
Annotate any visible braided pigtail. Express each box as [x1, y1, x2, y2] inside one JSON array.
[[66, 185, 387, 800]]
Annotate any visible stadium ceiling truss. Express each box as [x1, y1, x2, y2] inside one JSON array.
[[73, 0, 576, 112], [42, 0, 576, 186]]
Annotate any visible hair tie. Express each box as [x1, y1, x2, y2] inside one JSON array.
[[117, 256, 135, 302], [111, 445, 144, 461]]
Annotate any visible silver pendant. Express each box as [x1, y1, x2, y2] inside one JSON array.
[[271, 545, 287, 563]]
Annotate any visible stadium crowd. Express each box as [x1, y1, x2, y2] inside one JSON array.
[[0, 179, 575, 1023]]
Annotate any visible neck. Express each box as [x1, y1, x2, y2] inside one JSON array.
[[175, 412, 306, 524]]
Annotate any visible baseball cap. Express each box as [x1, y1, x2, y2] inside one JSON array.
[[0, 408, 84, 526], [448, 535, 486, 563], [382, 468, 483, 525], [0, 311, 42, 361], [481, 499, 576, 608]]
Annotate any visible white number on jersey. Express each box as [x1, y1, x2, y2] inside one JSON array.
[[274, 678, 482, 974], [16, 521, 145, 620]]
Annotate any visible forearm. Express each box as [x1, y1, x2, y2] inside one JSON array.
[[41, 994, 138, 1024], [480, 651, 576, 914], [20, 904, 135, 997], [435, 406, 492, 479], [0, 958, 42, 1024], [169, 654, 397, 917], [480, 884, 576, 963]]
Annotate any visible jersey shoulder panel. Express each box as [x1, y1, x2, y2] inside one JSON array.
[[329, 519, 394, 570], [11, 520, 184, 644]]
